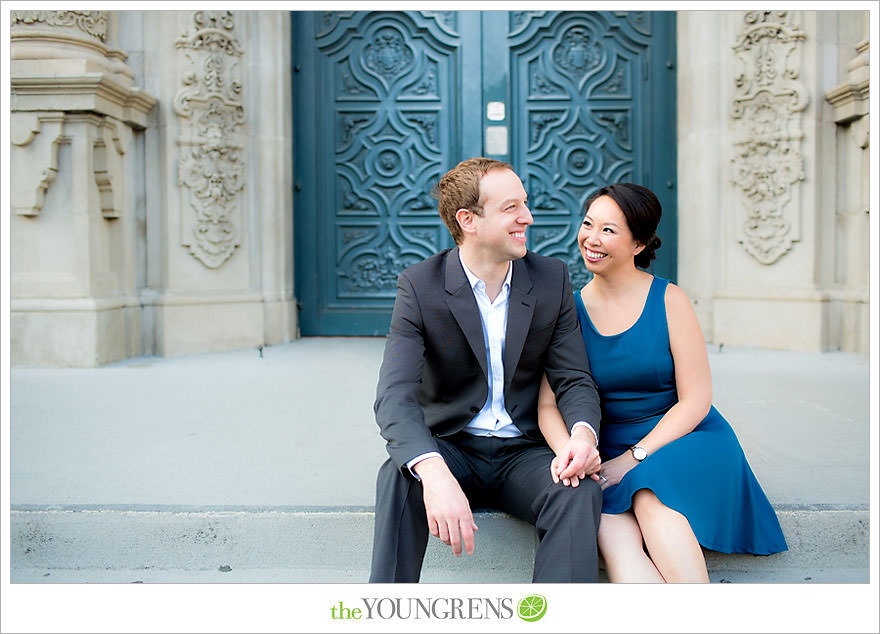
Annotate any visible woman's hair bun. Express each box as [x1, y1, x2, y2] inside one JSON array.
[[635, 235, 661, 269]]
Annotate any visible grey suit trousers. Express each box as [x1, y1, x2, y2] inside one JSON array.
[[369, 432, 602, 583]]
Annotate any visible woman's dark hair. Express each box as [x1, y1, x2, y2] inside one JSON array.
[[584, 182, 662, 269]]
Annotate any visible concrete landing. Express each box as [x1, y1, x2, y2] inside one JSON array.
[[7, 338, 873, 585]]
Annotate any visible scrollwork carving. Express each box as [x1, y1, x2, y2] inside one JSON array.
[[10, 114, 66, 217], [420, 11, 457, 35], [342, 68, 365, 95], [595, 110, 630, 147], [565, 249, 592, 290], [601, 66, 626, 94], [530, 65, 565, 97], [341, 114, 371, 149], [510, 12, 547, 36], [318, 13, 453, 302], [404, 114, 438, 146], [339, 244, 408, 293], [175, 10, 245, 268], [12, 10, 107, 42], [178, 143, 245, 265], [530, 112, 562, 146], [92, 122, 124, 220], [408, 67, 437, 96], [730, 11, 807, 264]]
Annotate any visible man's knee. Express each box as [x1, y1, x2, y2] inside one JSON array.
[[543, 478, 602, 519], [557, 478, 602, 503], [376, 458, 413, 492]]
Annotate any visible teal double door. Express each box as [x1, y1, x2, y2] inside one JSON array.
[[294, 11, 676, 335]]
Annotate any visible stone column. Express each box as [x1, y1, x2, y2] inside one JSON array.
[[138, 10, 296, 358], [824, 25, 869, 355], [676, 11, 729, 342], [10, 10, 157, 366]]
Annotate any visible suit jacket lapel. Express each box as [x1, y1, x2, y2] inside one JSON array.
[[444, 248, 488, 378], [504, 257, 535, 391]]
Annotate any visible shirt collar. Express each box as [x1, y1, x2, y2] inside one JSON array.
[[458, 251, 512, 292]]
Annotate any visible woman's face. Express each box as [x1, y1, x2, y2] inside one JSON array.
[[577, 195, 644, 274]]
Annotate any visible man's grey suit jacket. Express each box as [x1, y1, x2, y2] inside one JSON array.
[[374, 247, 602, 475]]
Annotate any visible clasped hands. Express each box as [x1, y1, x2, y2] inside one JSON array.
[[550, 426, 602, 488], [554, 436, 641, 491]]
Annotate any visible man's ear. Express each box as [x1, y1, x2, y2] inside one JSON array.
[[455, 208, 476, 236]]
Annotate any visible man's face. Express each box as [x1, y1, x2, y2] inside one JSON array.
[[470, 168, 533, 261]]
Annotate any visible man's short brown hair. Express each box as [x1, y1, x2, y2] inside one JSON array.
[[432, 157, 514, 244]]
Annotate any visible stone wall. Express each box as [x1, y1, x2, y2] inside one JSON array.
[[128, 10, 296, 358], [10, 10, 296, 365], [10, 10, 156, 366], [676, 10, 870, 354], [9, 9, 870, 365]]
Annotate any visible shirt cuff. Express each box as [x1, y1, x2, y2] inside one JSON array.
[[571, 421, 598, 446], [406, 451, 443, 480]]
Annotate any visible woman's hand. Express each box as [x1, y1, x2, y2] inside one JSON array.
[[597, 452, 639, 491]]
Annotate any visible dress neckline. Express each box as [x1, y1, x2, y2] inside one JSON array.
[[578, 275, 658, 338]]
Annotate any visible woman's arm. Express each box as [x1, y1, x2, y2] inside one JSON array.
[[538, 373, 573, 455], [635, 282, 713, 455], [538, 373, 600, 486]]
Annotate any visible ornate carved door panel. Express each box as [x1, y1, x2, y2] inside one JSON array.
[[294, 11, 675, 335], [499, 12, 677, 290]]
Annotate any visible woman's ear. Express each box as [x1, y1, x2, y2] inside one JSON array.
[[455, 208, 476, 236], [633, 242, 646, 256]]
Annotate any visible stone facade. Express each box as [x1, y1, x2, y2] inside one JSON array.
[[10, 10, 156, 366], [677, 10, 870, 354], [9, 10, 296, 365], [8, 10, 871, 366]]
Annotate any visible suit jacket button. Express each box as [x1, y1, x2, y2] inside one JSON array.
[[470, 407, 479, 413]]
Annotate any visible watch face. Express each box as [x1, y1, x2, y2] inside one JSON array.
[[632, 446, 647, 461]]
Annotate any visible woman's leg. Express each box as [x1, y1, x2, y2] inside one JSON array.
[[598, 511, 664, 582], [632, 489, 709, 583]]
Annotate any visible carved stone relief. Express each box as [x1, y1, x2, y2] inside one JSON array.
[[730, 11, 808, 264], [11, 10, 107, 42], [10, 113, 66, 217], [174, 11, 246, 268], [91, 118, 125, 219], [11, 112, 126, 220]]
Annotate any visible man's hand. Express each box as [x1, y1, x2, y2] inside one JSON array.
[[551, 427, 601, 487], [413, 457, 478, 556]]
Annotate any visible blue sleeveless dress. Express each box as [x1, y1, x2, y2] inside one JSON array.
[[575, 276, 787, 555]]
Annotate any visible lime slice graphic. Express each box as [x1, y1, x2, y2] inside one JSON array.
[[517, 594, 547, 622]]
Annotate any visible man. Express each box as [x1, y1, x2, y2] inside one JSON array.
[[370, 157, 602, 583]]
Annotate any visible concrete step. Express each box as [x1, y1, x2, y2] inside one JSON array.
[[10, 504, 869, 584]]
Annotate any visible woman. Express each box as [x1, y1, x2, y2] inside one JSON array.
[[538, 183, 787, 582]]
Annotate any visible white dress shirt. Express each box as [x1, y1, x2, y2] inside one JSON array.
[[460, 257, 522, 437]]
